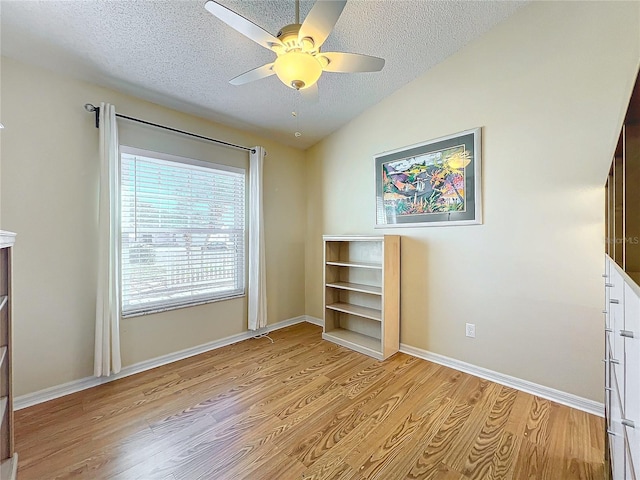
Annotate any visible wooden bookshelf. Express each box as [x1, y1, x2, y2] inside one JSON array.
[[322, 235, 400, 360]]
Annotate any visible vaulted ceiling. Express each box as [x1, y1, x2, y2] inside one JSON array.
[[1, 0, 525, 148]]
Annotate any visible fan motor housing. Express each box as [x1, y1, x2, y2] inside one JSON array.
[[276, 24, 315, 52]]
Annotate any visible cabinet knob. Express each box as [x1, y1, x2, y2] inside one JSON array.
[[605, 387, 613, 391], [603, 274, 609, 278], [610, 299, 620, 304], [607, 429, 620, 436], [605, 283, 614, 287], [605, 328, 613, 333], [620, 330, 635, 338], [610, 358, 621, 365], [622, 419, 636, 428], [603, 309, 608, 314]]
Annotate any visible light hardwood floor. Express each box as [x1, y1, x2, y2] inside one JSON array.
[[15, 323, 604, 479]]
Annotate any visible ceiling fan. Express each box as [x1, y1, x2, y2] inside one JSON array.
[[204, 0, 385, 92]]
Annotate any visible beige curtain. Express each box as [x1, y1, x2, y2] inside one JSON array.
[[94, 103, 122, 376], [248, 146, 267, 330]]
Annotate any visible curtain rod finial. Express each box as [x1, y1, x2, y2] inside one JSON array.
[[85, 103, 100, 128]]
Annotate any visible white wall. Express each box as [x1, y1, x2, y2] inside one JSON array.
[[305, 1, 640, 401], [1, 57, 307, 396]]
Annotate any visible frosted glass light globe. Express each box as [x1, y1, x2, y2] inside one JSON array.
[[273, 51, 322, 90]]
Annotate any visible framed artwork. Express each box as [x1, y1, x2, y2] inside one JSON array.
[[374, 128, 482, 227]]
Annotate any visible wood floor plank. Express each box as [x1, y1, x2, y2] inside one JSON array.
[[511, 437, 551, 480], [522, 395, 552, 445], [235, 449, 307, 480], [460, 386, 519, 479], [351, 411, 424, 479], [302, 460, 365, 480], [304, 366, 454, 480], [486, 430, 521, 480], [14, 323, 604, 480], [404, 402, 476, 479], [340, 364, 454, 476], [504, 390, 533, 437], [362, 377, 465, 480], [441, 377, 501, 472], [278, 393, 365, 459], [335, 359, 387, 393], [549, 405, 604, 480]]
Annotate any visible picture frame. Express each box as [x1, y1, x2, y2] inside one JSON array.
[[374, 127, 482, 227]]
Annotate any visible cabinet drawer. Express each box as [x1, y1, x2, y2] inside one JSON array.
[[606, 260, 612, 329], [610, 268, 626, 362], [606, 339, 612, 395], [612, 353, 625, 406]]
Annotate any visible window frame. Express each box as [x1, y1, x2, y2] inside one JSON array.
[[118, 145, 247, 318]]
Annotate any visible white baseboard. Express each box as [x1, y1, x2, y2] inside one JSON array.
[[17, 317, 600, 418], [14, 315, 309, 410], [304, 315, 324, 327], [400, 344, 604, 417]]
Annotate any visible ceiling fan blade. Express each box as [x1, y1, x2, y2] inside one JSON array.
[[301, 83, 319, 104], [205, 1, 282, 50], [298, 0, 347, 49], [321, 52, 385, 73], [229, 63, 275, 85]]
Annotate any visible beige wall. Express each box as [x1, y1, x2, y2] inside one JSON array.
[[2, 0, 639, 402], [1, 57, 306, 396], [306, 1, 640, 401]]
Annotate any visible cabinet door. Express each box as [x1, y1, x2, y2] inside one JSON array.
[[610, 389, 626, 480], [624, 283, 640, 471], [625, 442, 637, 480]]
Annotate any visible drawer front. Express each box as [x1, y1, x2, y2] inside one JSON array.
[[610, 268, 625, 361], [606, 338, 612, 398], [606, 259, 612, 330]]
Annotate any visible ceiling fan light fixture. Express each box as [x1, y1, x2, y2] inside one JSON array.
[[273, 51, 322, 90], [205, 0, 384, 91]]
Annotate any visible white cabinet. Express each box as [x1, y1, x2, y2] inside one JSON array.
[[605, 256, 640, 479], [0, 231, 16, 480], [323, 235, 400, 360]]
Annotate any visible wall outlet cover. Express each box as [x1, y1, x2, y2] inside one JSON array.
[[466, 323, 476, 338]]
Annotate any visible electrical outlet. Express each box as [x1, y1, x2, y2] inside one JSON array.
[[466, 323, 476, 338]]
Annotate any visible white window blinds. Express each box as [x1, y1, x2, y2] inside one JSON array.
[[120, 148, 246, 316]]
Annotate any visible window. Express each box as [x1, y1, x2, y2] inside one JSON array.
[[120, 147, 246, 316]]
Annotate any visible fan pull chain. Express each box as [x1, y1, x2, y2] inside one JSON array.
[[293, 92, 302, 138]]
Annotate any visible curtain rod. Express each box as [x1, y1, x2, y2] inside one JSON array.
[[84, 104, 255, 154]]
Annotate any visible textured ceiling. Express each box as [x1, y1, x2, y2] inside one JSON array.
[[1, 0, 525, 149]]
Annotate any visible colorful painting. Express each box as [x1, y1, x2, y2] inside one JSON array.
[[375, 128, 482, 227]]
